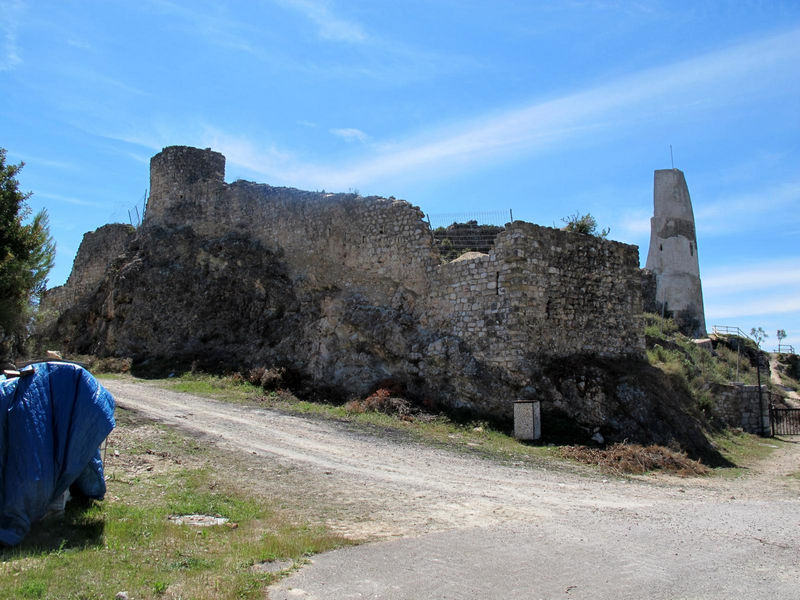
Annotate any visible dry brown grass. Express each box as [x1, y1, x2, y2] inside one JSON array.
[[560, 442, 710, 477], [246, 366, 296, 391], [344, 388, 414, 417]]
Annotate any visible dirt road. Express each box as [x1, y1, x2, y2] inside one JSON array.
[[770, 354, 800, 406], [104, 379, 800, 600]]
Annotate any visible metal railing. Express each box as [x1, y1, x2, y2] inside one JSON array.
[[713, 326, 795, 355], [711, 325, 753, 340]]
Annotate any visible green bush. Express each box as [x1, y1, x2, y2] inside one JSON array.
[[643, 312, 679, 339]]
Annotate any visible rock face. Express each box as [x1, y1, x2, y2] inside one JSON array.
[[46, 146, 718, 456], [645, 169, 706, 337]]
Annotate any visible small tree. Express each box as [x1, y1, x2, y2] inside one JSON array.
[[561, 212, 610, 238], [750, 327, 768, 348], [777, 329, 786, 353], [0, 148, 56, 362]]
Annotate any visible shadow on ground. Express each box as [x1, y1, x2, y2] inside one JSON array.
[[0, 496, 105, 557]]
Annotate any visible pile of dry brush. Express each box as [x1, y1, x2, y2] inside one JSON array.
[[560, 442, 710, 477], [344, 386, 415, 419]]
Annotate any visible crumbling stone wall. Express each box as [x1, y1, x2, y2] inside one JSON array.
[[44, 224, 136, 313], [146, 156, 438, 305], [426, 223, 643, 367], [146, 146, 225, 225], [52, 146, 721, 452]]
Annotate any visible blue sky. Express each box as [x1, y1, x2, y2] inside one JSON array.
[[2, 1, 799, 350]]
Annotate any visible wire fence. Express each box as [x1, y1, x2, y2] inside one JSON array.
[[106, 190, 148, 228], [426, 210, 512, 261]]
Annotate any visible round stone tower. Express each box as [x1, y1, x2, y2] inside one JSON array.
[[146, 146, 225, 226], [645, 169, 706, 337]]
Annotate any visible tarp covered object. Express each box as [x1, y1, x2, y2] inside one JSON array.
[[0, 362, 115, 545]]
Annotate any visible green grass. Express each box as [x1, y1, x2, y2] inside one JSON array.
[[709, 428, 783, 478], [147, 372, 565, 468], [0, 409, 352, 600], [160, 372, 263, 403], [643, 314, 769, 420]]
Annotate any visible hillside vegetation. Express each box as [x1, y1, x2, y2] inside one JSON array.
[[644, 313, 793, 414]]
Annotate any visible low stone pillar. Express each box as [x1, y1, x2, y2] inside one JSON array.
[[514, 400, 541, 441]]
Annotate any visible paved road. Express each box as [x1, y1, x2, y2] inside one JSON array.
[[270, 499, 800, 600], [103, 380, 800, 600]]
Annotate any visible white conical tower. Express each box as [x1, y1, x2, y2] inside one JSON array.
[[645, 169, 706, 337]]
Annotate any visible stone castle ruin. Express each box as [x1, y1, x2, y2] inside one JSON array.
[[44, 146, 715, 457]]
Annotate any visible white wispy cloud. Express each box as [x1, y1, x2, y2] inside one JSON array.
[[277, 0, 367, 43], [0, 0, 25, 71], [199, 127, 304, 181], [36, 192, 104, 208], [272, 0, 475, 84], [703, 259, 800, 293], [704, 257, 800, 341], [217, 25, 798, 189], [125, 152, 151, 165], [6, 151, 77, 170], [330, 128, 369, 143], [66, 38, 93, 50], [143, 0, 264, 57], [103, 26, 800, 194], [312, 27, 800, 188], [707, 294, 800, 319], [615, 210, 651, 237], [696, 180, 800, 235]]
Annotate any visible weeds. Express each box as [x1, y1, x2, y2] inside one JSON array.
[[643, 313, 766, 418], [246, 366, 299, 391], [643, 312, 679, 338], [344, 387, 414, 417], [710, 428, 781, 468]]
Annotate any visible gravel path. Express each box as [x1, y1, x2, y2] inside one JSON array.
[[770, 354, 800, 406], [103, 379, 800, 599]]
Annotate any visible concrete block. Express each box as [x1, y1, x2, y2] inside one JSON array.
[[514, 400, 541, 441]]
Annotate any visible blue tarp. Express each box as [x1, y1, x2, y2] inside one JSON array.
[[0, 362, 115, 545]]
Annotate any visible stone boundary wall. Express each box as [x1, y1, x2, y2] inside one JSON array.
[[491, 222, 644, 360], [43, 224, 136, 313], [710, 383, 769, 434]]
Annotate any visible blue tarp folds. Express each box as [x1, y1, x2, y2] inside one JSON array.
[[0, 362, 115, 545]]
